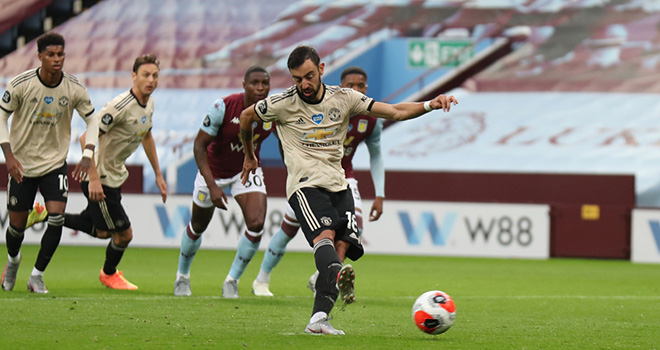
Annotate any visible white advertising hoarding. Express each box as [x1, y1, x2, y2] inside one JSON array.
[[631, 209, 660, 263], [0, 193, 549, 259]]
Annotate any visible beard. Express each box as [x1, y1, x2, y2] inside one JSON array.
[[297, 81, 324, 104]]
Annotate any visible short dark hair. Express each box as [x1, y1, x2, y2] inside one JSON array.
[[37, 32, 65, 53], [133, 54, 160, 73], [341, 66, 367, 82], [244, 65, 268, 80], [287, 45, 320, 70]]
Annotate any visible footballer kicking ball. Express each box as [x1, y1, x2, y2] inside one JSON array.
[[412, 290, 456, 335]]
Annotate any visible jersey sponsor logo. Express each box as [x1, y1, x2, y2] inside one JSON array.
[[320, 216, 333, 226], [2, 91, 10, 103], [33, 110, 62, 124], [141, 116, 147, 124], [203, 115, 211, 127], [312, 114, 324, 125], [58, 96, 69, 106], [358, 119, 368, 133], [329, 108, 341, 122], [231, 117, 240, 124], [303, 127, 337, 141], [361, 95, 368, 103], [296, 117, 305, 125], [230, 142, 243, 152], [101, 113, 114, 125], [258, 100, 267, 115], [44, 96, 54, 104], [230, 134, 262, 152]]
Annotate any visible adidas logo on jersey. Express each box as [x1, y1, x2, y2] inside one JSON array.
[[296, 117, 305, 125], [231, 117, 240, 124]]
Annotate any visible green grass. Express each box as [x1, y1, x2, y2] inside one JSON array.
[[1, 245, 659, 349]]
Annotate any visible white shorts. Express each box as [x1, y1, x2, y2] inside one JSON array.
[[192, 167, 267, 208], [347, 178, 363, 214]]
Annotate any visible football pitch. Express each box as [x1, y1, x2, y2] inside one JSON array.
[[1, 245, 659, 349]]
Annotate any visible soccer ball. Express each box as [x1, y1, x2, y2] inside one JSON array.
[[412, 290, 456, 335]]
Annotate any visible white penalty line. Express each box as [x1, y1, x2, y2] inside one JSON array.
[[2, 295, 660, 301]]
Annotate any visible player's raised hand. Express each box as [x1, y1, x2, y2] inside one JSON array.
[[430, 95, 458, 112]]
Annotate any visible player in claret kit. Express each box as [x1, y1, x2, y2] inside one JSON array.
[[173, 66, 273, 298]]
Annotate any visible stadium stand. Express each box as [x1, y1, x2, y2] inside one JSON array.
[[2, 0, 660, 210]]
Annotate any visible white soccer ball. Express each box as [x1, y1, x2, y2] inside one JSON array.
[[411, 290, 456, 335]]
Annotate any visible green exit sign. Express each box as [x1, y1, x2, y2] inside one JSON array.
[[408, 39, 473, 68]]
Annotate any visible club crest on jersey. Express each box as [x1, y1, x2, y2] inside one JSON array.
[[2, 91, 10, 103], [358, 119, 368, 133], [258, 100, 268, 115], [329, 108, 341, 122], [142, 116, 147, 124], [312, 114, 324, 125], [44, 96, 54, 104], [203, 115, 211, 127], [102, 113, 113, 125], [263, 122, 272, 130], [59, 96, 69, 106]]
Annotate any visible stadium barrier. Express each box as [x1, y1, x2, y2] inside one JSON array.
[[0, 192, 550, 259], [261, 166, 635, 260], [631, 209, 660, 263], [0, 164, 635, 260]]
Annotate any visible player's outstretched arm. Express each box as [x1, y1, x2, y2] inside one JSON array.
[[368, 94, 458, 121], [239, 105, 260, 185], [142, 130, 167, 203]]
